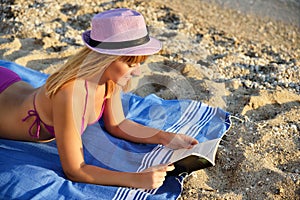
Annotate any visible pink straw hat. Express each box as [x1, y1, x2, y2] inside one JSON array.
[[82, 8, 162, 56]]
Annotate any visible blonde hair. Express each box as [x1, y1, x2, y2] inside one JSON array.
[[45, 46, 148, 98]]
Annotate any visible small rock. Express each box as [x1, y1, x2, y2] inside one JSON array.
[[274, 187, 284, 195]]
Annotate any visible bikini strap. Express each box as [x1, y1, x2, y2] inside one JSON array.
[[80, 81, 108, 132], [22, 93, 41, 138], [81, 80, 89, 134]]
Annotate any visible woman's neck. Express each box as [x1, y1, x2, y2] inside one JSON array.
[[85, 71, 110, 86]]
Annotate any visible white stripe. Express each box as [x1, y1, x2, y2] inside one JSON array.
[[161, 150, 173, 163], [144, 148, 163, 168], [112, 188, 126, 200], [148, 148, 173, 166], [137, 145, 161, 172], [148, 188, 159, 195], [189, 107, 217, 138], [166, 101, 199, 132], [134, 190, 148, 200], [174, 103, 208, 135], [137, 146, 173, 172], [184, 106, 215, 138], [167, 101, 200, 133], [172, 101, 203, 134], [124, 189, 151, 200], [126, 189, 141, 200]]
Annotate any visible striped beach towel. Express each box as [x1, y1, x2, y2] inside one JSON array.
[[0, 60, 231, 199]]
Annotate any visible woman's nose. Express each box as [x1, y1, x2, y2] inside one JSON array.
[[131, 64, 141, 76]]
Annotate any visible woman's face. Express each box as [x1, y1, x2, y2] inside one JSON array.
[[107, 60, 141, 86]]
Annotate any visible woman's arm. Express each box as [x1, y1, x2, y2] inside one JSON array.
[[52, 82, 172, 189], [103, 87, 198, 149]]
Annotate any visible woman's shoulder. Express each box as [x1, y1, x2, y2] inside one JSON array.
[[53, 80, 86, 101]]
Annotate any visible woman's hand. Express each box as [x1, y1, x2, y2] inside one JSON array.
[[161, 131, 198, 149], [133, 164, 174, 189]]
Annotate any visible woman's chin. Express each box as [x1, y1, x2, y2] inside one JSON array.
[[116, 80, 128, 87]]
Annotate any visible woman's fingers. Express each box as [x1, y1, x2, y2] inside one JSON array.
[[139, 165, 170, 189], [155, 164, 175, 172], [166, 164, 175, 172], [170, 134, 199, 149], [143, 163, 174, 172]]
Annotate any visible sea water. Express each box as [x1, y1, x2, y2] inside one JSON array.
[[204, 0, 300, 27]]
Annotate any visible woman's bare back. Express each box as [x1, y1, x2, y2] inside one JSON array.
[[0, 79, 107, 142], [0, 81, 54, 141]]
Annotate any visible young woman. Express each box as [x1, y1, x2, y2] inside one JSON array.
[[0, 8, 198, 189]]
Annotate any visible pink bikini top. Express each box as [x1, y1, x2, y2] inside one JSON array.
[[22, 81, 106, 138]]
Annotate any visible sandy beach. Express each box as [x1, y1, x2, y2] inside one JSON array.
[[0, 0, 299, 199]]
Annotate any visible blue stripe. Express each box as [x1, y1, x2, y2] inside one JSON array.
[[190, 108, 217, 138], [193, 107, 217, 138], [186, 106, 214, 138], [116, 188, 126, 200], [138, 146, 157, 171], [134, 190, 147, 200], [133, 191, 141, 200], [113, 188, 129, 200], [122, 189, 130, 200], [171, 102, 201, 133], [146, 147, 163, 168], [112, 188, 122, 200], [161, 150, 173, 164], [149, 188, 158, 195], [141, 192, 148, 200], [138, 146, 161, 171], [171, 101, 200, 133], [167, 101, 199, 132]]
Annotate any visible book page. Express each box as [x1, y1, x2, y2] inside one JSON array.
[[168, 138, 221, 165]]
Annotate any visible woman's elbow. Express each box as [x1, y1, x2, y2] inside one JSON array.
[[63, 167, 81, 182], [104, 124, 116, 135], [63, 164, 90, 183], [103, 120, 120, 134]]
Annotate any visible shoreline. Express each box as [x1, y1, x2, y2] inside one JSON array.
[[204, 0, 300, 28]]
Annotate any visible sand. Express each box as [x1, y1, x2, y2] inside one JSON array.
[[0, 0, 299, 199]]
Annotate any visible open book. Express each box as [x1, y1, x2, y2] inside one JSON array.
[[167, 138, 222, 176]]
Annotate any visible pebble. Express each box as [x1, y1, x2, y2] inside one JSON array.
[[290, 124, 298, 132], [227, 79, 241, 90]]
